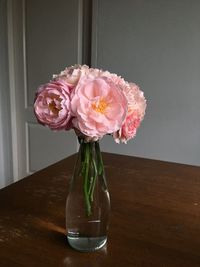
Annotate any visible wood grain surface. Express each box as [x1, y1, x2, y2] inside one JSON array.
[[0, 153, 200, 267]]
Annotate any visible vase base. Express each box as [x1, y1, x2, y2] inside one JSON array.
[[67, 235, 107, 252]]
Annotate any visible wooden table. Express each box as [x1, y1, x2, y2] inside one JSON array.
[[0, 153, 200, 266]]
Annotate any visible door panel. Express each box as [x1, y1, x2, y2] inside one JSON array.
[[28, 124, 76, 172], [24, 0, 81, 174], [10, 0, 82, 179], [26, 0, 81, 107]]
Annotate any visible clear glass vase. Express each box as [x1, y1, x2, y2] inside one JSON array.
[[66, 139, 110, 252]]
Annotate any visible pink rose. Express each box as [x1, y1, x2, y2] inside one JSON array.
[[113, 83, 146, 143], [53, 65, 89, 88], [113, 111, 141, 143], [71, 76, 128, 139], [126, 83, 147, 116], [34, 80, 72, 130], [101, 71, 126, 87]]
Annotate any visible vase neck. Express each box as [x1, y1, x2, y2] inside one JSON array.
[[78, 139, 100, 157], [78, 137, 99, 145], [76, 138, 105, 182]]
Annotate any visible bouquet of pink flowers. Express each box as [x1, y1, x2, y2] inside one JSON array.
[[34, 64, 146, 143], [34, 65, 146, 219]]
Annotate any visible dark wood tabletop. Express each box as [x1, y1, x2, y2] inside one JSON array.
[[0, 153, 200, 267]]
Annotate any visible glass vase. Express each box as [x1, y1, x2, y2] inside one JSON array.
[[66, 139, 110, 252]]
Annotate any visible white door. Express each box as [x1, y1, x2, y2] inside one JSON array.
[[8, 0, 83, 181]]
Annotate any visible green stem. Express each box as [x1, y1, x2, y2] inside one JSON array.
[[95, 142, 103, 176], [96, 142, 107, 188], [89, 158, 98, 202], [88, 176, 94, 196], [83, 143, 91, 216], [79, 140, 105, 216]]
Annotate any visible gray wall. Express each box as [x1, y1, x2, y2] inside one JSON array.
[[93, 0, 200, 166], [0, 0, 13, 187]]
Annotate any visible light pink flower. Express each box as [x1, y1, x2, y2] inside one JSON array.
[[101, 71, 126, 87], [124, 83, 146, 116], [53, 65, 89, 88], [34, 80, 72, 130], [71, 76, 127, 139], [113, 83, 146, 143]]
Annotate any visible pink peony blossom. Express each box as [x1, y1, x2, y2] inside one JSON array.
[[34, 80, 72, 130], [113, 111, 141, 143], [53, 65, 89, 88], [124, 83, 146, 116], [71, 76, 127, 139], [101, 71, 126, 88], [113, 83, 146, 143], [86, 68, 126, 87]]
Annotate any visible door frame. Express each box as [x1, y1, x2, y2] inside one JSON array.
[[7, 0, 26, 181]]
